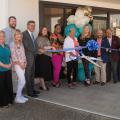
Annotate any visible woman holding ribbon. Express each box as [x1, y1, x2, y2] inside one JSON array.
[[64, 28, 79, 89], [50, 24, 64, 87], [35, 26, 53, 91], [78, 25, 95, 86]]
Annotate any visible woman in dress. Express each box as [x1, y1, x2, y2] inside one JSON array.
[[0, 31, 14, 107], [50, 24, 64, 87], [78, 25, 94, 86], [35, 27, 52, 90], [10, 29, 28, 103]]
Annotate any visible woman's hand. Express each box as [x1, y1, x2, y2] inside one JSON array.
[[39, 49, 45, 54], [0, 62, 12, 69], [19, 63, 26, 70], [69, 52, 77, 57]]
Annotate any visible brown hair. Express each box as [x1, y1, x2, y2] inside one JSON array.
[[27, 20, 35, 26], [38, 26, 48, 38], [54, 24, 61, 29], [8, 16, 16, 22]]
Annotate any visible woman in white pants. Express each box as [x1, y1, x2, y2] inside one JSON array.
[[10, 29, 28, 103]]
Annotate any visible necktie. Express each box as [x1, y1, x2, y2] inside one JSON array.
[[31, 33, 35, 48]]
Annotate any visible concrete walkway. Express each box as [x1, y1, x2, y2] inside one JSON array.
[[0, 81, 120, 120]]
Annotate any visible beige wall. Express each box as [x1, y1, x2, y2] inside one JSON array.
[[1, 0, 119, 32], [8, 0, 39, 36], [41, 0, 120, 10], [0, 0, 8, 29]]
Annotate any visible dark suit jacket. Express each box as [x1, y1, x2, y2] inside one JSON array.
[[95, 38, 109, 63], [22, 30, 37, 65], [104, 36, 120, 62]]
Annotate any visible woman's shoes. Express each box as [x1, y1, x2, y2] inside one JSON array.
[[52, 82, 61, 88], [15, 96, 28, 104], [68, 83, 74, 89], [39, 86, 49, 91], [84, 79, 90, 87]]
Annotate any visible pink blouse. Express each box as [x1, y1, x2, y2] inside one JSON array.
[[11, 43, 27, 64]]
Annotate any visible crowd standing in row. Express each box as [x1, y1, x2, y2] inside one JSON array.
[[0, 16, 120, 107]]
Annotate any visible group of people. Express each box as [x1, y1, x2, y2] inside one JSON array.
[[0, 16, 120, 108]]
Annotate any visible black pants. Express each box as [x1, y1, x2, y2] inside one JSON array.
[[82, 58, 90, 79], [118, 62, 120, 81], [0, 70, 14, 107], [106, 61, 118, 82], [67, 60, 78, 84]]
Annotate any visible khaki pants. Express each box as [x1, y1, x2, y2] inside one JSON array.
[[94, 57, 106, 83]]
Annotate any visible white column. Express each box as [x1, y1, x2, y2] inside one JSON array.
[[0, 0, 8, 29]]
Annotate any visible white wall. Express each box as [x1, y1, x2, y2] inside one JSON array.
[[41, 0, 120, 10], [1, 0, 120, 33], [8, 0, 39, 36], [0, 0, 8, 29]]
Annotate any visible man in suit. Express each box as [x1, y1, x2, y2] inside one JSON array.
[[23, 20, 40, 97], [94, 30, 110, 86], [105, 29, 120, 83]]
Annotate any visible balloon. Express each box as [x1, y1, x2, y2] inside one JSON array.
[[83, 6, 92, 17], [75, 8, 84, 17], [64, 24, 80, 38], [74, 16, 90, 28], [87, 23, 92, 32], [84, 16, 90, 24], [67, 15, 75, 25], [79, 26, 83, 34]]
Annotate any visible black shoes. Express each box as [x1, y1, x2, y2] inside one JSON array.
[[93, 81, 100, 85], [28, 90, 40, 98], [28, 94, 38, 98], [101, 82, 105, 86], [113, 81, 117, 84], [33, 90, 40, 94]]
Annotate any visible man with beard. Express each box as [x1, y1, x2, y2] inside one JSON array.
[[3, 16, 17, 95], [3, 16, 17, 47]]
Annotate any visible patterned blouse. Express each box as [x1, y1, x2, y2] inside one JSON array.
[[10, 43, 27, 64]]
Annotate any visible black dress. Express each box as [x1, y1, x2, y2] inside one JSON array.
[[35, 54, 52, 81]]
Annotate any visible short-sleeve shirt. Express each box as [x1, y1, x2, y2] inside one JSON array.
[[0, 44, 11, 71], [63, 36, 78, 62]]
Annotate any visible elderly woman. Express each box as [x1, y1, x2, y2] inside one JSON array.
[[63, 28, 79, 89], [0, 31, 13, 107], [10, 30, 28, 103]]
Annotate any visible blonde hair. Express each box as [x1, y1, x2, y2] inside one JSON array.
[[81, 25, 91, 39], [14, 29, 23, 44], [14, 29, 23, 37], [0, 30, 5, 36]]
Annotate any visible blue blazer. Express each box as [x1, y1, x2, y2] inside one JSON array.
[[95, 38, 110, 63], [101, 38, 110, 63]]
